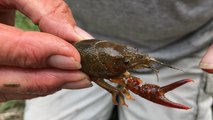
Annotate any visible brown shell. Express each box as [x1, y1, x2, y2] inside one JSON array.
[[74, 39, 131, 78]]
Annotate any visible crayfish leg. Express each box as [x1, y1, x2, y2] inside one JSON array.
[[110, 77, 134, 100], [121, 87, 135, 100], [93, 78, 128, 106]]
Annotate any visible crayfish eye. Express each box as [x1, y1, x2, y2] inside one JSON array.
[[123, 59, 130, 65]]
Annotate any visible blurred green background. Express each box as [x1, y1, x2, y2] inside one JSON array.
[[15, 11, 39, 31]]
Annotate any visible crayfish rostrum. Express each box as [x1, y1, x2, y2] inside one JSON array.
[[74, 39, 192, 110]]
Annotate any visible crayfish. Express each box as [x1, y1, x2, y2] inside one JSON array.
[[74, 39, 192, 110]]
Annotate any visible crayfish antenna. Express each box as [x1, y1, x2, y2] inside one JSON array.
[[149, 66, 160, 82], [150, 58, 184, 72]]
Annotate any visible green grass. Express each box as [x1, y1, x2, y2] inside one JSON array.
[[15, 11, 39, 31], [0, 100, 25, 113]]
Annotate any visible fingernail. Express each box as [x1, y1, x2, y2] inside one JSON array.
[[48, 55, 81, 69], [62, 78, 93, 89], [199, 62, 213, 73], [74, 26, 94, 40]]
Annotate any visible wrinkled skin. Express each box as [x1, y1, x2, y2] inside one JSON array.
[[0, 0, 94, 102]]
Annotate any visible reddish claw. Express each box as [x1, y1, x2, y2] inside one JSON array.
[[127, 78, 193, 110]]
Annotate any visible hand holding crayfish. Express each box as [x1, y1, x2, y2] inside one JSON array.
[[0, 0, 94, 102]]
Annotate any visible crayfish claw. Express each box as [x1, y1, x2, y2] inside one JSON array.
[[156, 79, 193, 109], [142, 79, 193, 110], [127, 77, 193, 109]]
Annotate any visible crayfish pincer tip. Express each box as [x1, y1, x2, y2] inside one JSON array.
[[180, 78, 194, 83], [185, 106, 192, 110], [160, 79, 193, 93], [175, 104, 191, 110], [156, 96, 191, 110], [187, 79, 194, 83]]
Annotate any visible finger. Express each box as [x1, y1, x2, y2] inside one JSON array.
[[0, 66, 92, 96], [199, 43, 213, 73], [2, 0, 93, 42], [0, 23, 81, 69]]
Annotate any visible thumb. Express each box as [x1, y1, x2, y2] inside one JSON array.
[[0, 23, 81, 69], [199, 43, 213, 73]]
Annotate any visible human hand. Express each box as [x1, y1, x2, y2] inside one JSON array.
[[0, 0, 93, 102], [200, 43, 213, 73]]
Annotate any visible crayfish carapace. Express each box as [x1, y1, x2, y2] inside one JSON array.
[[74, 39, 192, 110]]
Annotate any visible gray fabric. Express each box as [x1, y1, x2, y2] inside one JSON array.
[[205, 73, 213, 96], [66, 0, 213, 61]]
